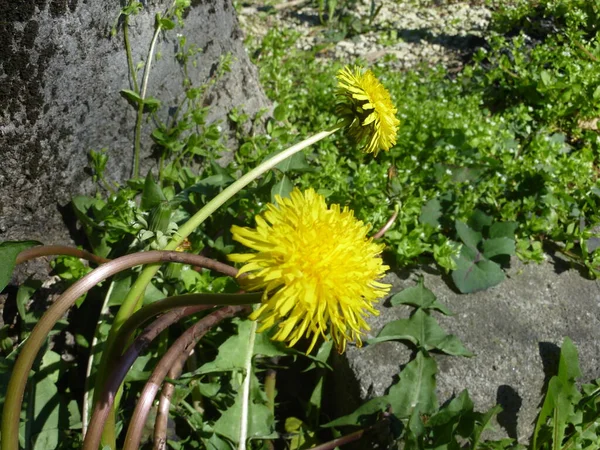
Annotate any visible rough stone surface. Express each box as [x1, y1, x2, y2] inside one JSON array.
[[335, 256, 600, 444], [0, 0, 269, 245]]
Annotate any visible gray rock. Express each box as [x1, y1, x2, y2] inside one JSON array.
[[0, 0, 269, 246], [335, 256, 600, 444]]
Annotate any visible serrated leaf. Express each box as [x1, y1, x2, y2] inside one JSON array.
[[271, 175, 293, 202], [428, 389, 473, 427], [388, 351, 437, 419], [196, 319, 287, 375], [420, 198, 442, 227], [456, 220, 482, 249], [366, 318, 418, 346], [483, 237, 515, 259], [213, 372, 276, 444], [323, 396, 389, 427], [390, 278, 452, 315], [370, 309, 471, 356], [452, 245, 505, 293], [0, 241, 42, 293], [472, 404, 503, 449]]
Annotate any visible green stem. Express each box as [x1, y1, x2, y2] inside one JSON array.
[[95, 126, 340, 445], [123, 14, 139, 93], [132, 19, 162, 179]]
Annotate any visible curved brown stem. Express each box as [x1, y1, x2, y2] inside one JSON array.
[[123, 305, 249, 450], [16, 245, 111, 265], [372, 209, 398, 240], [2, 250, 242, 450], [307, 429, 366, 450], [83, 304, 214, 450], [153, 353, 187, 450]]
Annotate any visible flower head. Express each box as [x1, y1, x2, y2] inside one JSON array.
[[229, 188, 390, 353], [336, 66, 400, 156]]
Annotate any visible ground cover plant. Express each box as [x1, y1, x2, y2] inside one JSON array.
[[1, 0, 600, 449]]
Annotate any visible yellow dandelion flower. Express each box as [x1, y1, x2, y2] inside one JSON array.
[[336, 65, 400, 156], [229, 188, 390, 353]]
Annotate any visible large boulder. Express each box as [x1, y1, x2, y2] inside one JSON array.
[[334, 255, 600, 444], [0, 0, 269, 245]]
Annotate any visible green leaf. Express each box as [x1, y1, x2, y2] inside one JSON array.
[[29, 352, 63, 450], [323, 396, 389, 427], [141, 172, 167, 210], [0, 240, 41, 293], [196, 319, 287, 375], [419, 198, 442, 227], [120, 89, 143, 107], [489, 221, 518, 239], [472, 405, 503, 449], [261, 148, 311, 173], [432, 389, 473, 423], [482, 237, 515, 259], [468, 210, 493, 232], [557, 337, 581, 384], [390, 278, 452, 315], [159, 17, 175, 29], [370, 309, 472, 356], [388, 351, 437, 419], [452, 245, 505, 293], [540, 70, 553, 86], [455, 220, 482, 249], [213, 373, 276, 444], [16, 278, 42, 326], [271, 175, 293, 202], [305, 339, 333, 371], [273, 104, 288, 121], [532, 337, 581, 450]]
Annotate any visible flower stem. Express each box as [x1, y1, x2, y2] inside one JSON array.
[[95, 126, 340, 445], [132, 16, 162, 179], [122, 306, 249, 450], [123, 14, 139, 93], [84, 302, 250, 450], [16, 245, 110, 265], [0, 251, 253, 450]]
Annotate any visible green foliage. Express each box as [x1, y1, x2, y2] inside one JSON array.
[[4, 1, 600, 449], [328, 284, 600, 450], [0, 241, 41, 293]]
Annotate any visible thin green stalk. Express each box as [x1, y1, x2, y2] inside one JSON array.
[[123, 14, 139, 93], [132, 18, 162, 179], [95, 126, 340, 445]]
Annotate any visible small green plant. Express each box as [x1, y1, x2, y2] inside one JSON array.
[[2, 1, 600, 449]]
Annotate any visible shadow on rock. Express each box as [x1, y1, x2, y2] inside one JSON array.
[[496, 385, 522, 440]]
